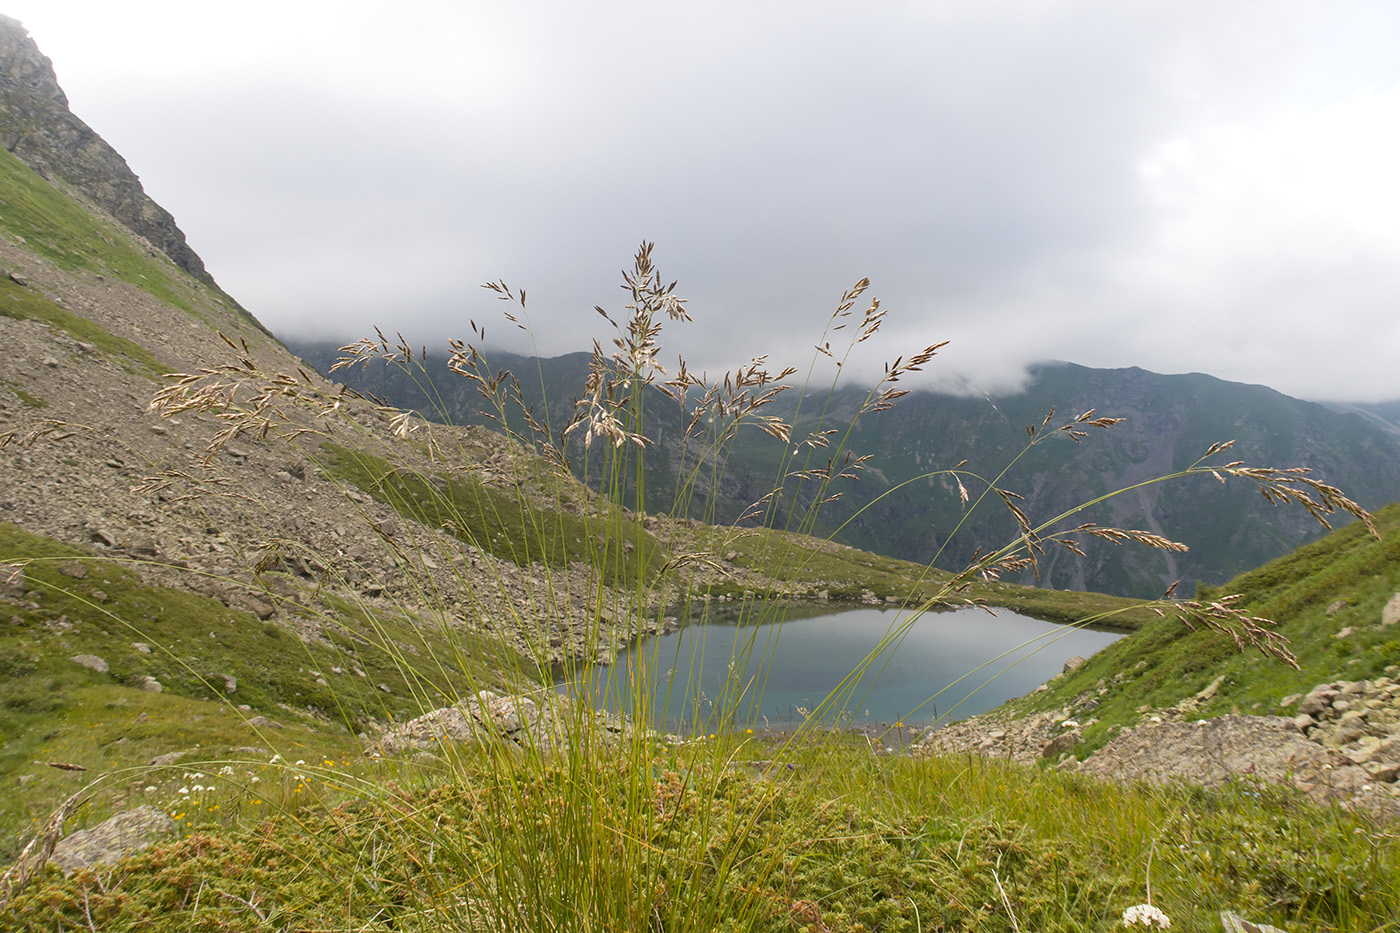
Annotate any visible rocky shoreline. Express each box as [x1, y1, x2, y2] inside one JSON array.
[[915, 669, 1400, 819]]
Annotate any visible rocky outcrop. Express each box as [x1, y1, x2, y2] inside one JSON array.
[[914, 708, 1074, 765], [916, 673, 1400, 819], [370, 689, 630, 756], [51, 805, 176, 874], [1285, 676, 1400, 782], [1078, 715, 1400, 817], [0, 14, 209, 282]]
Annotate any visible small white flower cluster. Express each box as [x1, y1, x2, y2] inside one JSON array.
[[1123, 904, 1171, 928]]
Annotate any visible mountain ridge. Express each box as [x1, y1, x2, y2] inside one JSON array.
[[287, 341, 1400, 598]]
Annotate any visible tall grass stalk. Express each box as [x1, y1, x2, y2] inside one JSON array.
[[3, 242, 1386, 931]]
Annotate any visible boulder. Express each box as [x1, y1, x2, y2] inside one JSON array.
[[1195, 675, 1225, 701], [1383, 593, 1400, 629], [51, 806, 176, 873], [1041, 729, 1084, 759], [1078, 715, 1400, 817], [70, 654, 108, 673]]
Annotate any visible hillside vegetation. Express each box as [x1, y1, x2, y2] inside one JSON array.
[[1018, 501, 1400, 758], [292, 341, 1400, 599], [3, 20, 1398, 929]]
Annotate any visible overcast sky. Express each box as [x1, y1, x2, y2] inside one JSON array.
[[9, 1, 1400, 401]]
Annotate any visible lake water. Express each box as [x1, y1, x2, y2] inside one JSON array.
[[564, 604, 1125, 732]]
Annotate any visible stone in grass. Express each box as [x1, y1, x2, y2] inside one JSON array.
[[51, 806, 176, 874], [1383, 593, 1400, 629], [70, 654, 109, 673], [1221, 911, 1286, 933], [138, 676, 162, 693]]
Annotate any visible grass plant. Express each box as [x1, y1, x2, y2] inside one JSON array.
[[2, 244, 1394, 931]]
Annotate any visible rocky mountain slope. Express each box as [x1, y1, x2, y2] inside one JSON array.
[[0, 15, 212, 286], [290, 340, 1400, 598]]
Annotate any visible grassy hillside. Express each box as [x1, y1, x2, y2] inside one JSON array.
[[4, 156, 1395, 927], [292, 341, 1400, 600], [1016, 502, 1400, 757], [0, 522, 535, 853], [8, 259, 1399, 930]]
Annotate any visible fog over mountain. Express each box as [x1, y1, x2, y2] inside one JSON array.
[[289, 340, 1400, 599], [7, 1, 1400, 403]]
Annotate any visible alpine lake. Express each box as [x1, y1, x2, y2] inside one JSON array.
[[561, 602, 1126, 734]]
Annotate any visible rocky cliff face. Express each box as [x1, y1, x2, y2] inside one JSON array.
[[0, 14, 210, 283]]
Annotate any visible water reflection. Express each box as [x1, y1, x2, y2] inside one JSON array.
[[562, 604, 1124, 732]]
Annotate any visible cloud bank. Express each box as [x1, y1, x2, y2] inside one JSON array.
[[10, 0, 1400, 400]]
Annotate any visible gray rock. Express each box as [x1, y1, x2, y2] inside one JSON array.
[[1041, 729, 1084, 759], [246, 715, 284, 729], [1298, 688, 1338, 717], [1079, 715, 1399, 817], [228, 591, 276, 620], [1382, 593, 1400, 628], [1196, 675, 1226, 701], [51, 806, 176, 874], [138, 676, 162, 693], [375, 690, 583, 756], [1348, 735, 1400, 765], [87, 528, 118, 548], [131, 642, 152, 653], [1222, 911, 1286, 933], [218, 673, 237, 694], [147, 750, 191, 767], [70, 654, 108, 673], [1062, 656, 1087, 675]]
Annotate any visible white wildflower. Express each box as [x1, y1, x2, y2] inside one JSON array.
[[177, 787, 189, 795], [143, 786, 157, 793], [1061, 719, 1079, 729], [1122, 904, 1171, 928]]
